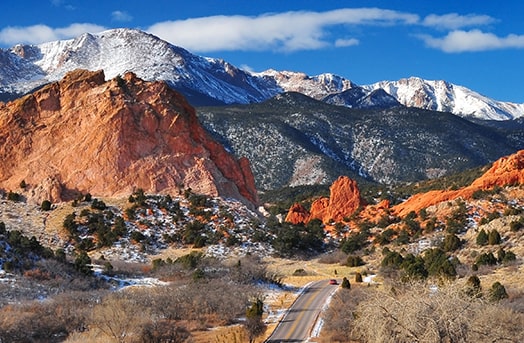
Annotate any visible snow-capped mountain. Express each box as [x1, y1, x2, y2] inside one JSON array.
[[364, 77, 524, 121], [0, 28, 523, 120]]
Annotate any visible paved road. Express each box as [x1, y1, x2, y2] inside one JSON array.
[[265, 279, 338, 343]]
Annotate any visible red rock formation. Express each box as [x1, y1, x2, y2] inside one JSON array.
[[285, 176, 365, 225], [0, 69, 258, 206], [393, 150, 524, 217], [285, 203, 310, 224]]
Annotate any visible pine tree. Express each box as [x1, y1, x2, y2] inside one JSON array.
[[488, 229, 501, 245], [489, 281, 508, 301], [341, 277, 351, 289], [245, 298, 266, 343], [465, 275, 482, 298], [355, 272, 363, 283], [476, 229, 488, 246]]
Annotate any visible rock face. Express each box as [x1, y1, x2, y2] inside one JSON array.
[[0, 69, 258, 206], [393, 150, 524, 217], [285, 176, 365, 224]]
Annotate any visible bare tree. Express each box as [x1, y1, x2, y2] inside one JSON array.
[[348, 282, 524, 343], [89, 294, 151, 343]]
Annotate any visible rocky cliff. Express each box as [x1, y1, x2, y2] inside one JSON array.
[[0, 69, 258, 206], [393, 150, 524, 217], [285, 176, 365, 224]]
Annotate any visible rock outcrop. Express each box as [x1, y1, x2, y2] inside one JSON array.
[[393, 150, 524, 217], [0, 69, 258, 206], [285, 176, 365, 224]]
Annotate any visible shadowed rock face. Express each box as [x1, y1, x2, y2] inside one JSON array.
[[0, 69, 258, 206]]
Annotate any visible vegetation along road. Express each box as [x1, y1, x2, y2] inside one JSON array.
[[266, 279, 339, 342]]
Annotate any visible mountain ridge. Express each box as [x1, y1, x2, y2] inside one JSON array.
[[197, 92, 522, 190], [0, 28, 522, 120]]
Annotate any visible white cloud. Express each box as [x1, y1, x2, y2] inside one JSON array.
[[0, 23, 107, 45], [147, 8, 418, 52], [423, 13, 495, 30], [419, 29, 524, 52], [112, 10, 133, 22], [335, 38, 359, 47], [239, 64, 255, 73]]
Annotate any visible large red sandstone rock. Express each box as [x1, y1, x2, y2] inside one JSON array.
[[285, 176, 365, 224], [0, 69, 258, 206], [284, 203, 310, 224], [393, 150, 524, 217]]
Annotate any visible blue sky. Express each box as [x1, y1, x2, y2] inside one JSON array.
[[1, 0, 524, 102]]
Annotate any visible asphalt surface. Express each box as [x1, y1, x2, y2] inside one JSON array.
[[265, 279, 338, 343]]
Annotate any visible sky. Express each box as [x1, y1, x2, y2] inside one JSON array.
[[1, 0, 523, 102]]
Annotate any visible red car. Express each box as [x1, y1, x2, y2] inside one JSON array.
[[329, 279, 338, 285]]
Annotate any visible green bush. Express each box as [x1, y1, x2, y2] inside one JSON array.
[[341, 277, 351, 289], [355, 272, 363, 283], [510, 218, 524, 232], [40, 200, 52, 211], [346, 255, 365, 267], [489, 281, 508, 301], [475, 252, 498, 266], [465, 275, 482, 298], [7, 191, 22, 202], [476, 229, 488, 246], [488, 229, 501, 245], [442, 233, 461, 252]]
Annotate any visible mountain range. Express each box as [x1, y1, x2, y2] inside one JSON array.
[[1, 28, 523, 121], [197, 93, 522, 190]]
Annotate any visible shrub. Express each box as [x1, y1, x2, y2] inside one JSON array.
[[381, 250, 404, 268], [346, 255, 365, 267], [40, 200, 52, 211], [74, 251, 92, 275], [442, 233, 461, 252], [489, 281, 508, 301], [510, 218, 524, 232], [341, 277, 351, 289], [130, 230, 146, 243], [355, 272, 363, 283], [465, 275, 482, 298], [476, 229, 488, 246], [7, 191, 22, 202], [488, 229, 501, 245], [293, 268, 307, 276], [423, 248, 456, 279], [91, 198, 107, 210], [475, 252, 498, 266]]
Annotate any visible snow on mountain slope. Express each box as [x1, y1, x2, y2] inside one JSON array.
[[1, 29, 281, 105], [0, 28, 522, 119], [255, 69, 355, 100], [365, 77, 524, 120]]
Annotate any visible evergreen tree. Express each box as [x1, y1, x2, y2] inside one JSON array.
[[476, 229, 488, 246], [74, 251, 93, 275], [465, 275, 482, 298], [442, 233, 461, 252], [245, 298, 266, 343], [488, 229, 501, 245], [355, 272, 363, 283], [489, 281, 508, 301], [40, 200, 52, 211], [341, 277, 351, 289]]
